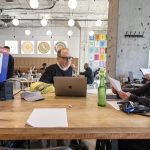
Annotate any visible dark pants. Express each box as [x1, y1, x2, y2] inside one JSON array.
[[118, 139, 150, 150]]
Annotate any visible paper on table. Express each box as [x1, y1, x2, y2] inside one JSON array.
[[140, 68, 150, 75], [107, 101, 120, 110], [108, 76, 122, 92], [27, 108, 68, 127], [87, 89, 97, 94]]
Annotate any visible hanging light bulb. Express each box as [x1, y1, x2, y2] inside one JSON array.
[[12, 18, 19, 26], [41, 18, 47, 26], [68, 19, 75, 27], [67, 30, 73, 37], [29, 0, 39, 9], [25, 29, 31, 35], [89, 30, 94, 36], [46, 30, 52, 36], [68, 0, 77, 9], [96, 19, 102, 27]]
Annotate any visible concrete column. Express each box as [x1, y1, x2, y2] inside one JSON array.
[[106, 0, 119, 78]]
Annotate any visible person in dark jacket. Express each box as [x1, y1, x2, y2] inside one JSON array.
[[112, 81, 150, 150], [4, 46, 14, 79], [116, 81, 150, 107], [80, 63, 94, 84], [40, 48, 73, 84]]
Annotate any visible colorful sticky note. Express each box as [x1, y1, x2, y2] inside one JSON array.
[[89, 54, 94, 60], [95, 34, 100, 40], [95, 41, 99, 48], [89, 47, 94, 53], [100, 54, 105, 60], [99, 61, 105, 68], [100, 48, 105, 53], [100, 34, 107, 40], [99, 40, 107, 48], [94, 54, 99, 60], [89, 41, 94, 47], [89, 36, 94, 40], [95, 48, 99, 53]]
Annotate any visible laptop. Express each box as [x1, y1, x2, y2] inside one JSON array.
[[54, 77, 87, 97], [128, 71, 134, 83]]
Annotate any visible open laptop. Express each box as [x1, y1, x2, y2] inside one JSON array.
[[54, 76, 87, 97]]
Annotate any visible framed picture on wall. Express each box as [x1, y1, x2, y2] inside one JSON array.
[[21, 41, 34, 54], [54, 41, 67, 54], [37, 41, 51, 54], [5, 40, 18, 54]]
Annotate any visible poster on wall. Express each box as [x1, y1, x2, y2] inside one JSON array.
[[54, 41, 67, 54], [37, 41, 51, 54], [5, 40, 18, 54], [21, 41, 34, 54], [88, 34, 107, 71]]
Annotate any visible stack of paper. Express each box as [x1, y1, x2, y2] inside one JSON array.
[[108, 76, 122, 92], [140, 68, 150, 75]]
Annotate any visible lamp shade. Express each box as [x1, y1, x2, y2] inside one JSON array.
[[29, 0, 39, 9], [67, 30, 73, 36], [46, 30, 52, 36], [68, 19, 75, 27], [41, 19, 47, 26], [25, 29, 31, 35], [12, 18, 19, 26], [68, 0, 77, 9], [89, 31, 94, 36], [96, 19, 102, 27]]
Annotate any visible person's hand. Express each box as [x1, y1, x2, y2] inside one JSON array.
[[144, 74, 150, 81], [118, 91, 131, 100], [111, 86, 117, 94]]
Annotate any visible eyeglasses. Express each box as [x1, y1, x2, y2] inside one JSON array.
[[59, 56, 73, 61]]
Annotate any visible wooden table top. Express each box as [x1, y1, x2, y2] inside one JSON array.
[[0, 91, 150, 140]]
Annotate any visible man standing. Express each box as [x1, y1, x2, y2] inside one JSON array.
[[4, 46, 14, 79], [40, 48, 73, 83], [80, 63, 94, 84]]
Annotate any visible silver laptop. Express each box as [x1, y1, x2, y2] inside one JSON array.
[[54, 77, 87, 97]]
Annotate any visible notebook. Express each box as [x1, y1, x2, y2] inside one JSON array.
[[54, 76, 87, 97]]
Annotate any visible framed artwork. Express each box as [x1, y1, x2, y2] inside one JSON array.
[[5, 40, 18, 54], [37, 41, 51, 54], [21, 41, 34, 54], [54, 41, 67, 54]]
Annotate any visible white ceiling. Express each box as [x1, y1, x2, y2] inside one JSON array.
[[0, 0, 108, 29]]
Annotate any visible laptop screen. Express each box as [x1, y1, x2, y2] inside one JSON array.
[[54, 76, 87, 97]]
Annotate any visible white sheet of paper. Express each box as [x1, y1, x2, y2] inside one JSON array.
[[140, 68, 150, 75], [27, 108, 68, 127], [107, 101, 120, 110], [87, 89, 97, 94], [108, 76, 122, 92]]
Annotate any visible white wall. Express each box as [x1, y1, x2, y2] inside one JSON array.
[[116, 0, 150, 79], [0, 26, 80, 58]]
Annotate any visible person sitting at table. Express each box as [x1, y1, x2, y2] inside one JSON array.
[[39, 63, 47, 74], [40, 48, 73, 84], [80, 63, 94, 84], [112, 81, 150, 107], [71, 63, 77, 77], [112, 81, 150, 150], [4, 46, 14, 79]]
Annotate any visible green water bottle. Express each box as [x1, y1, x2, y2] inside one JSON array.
[[98, 69, 106, 107]]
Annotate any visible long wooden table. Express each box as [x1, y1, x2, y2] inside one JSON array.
[[0, 92, 150, 140]]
